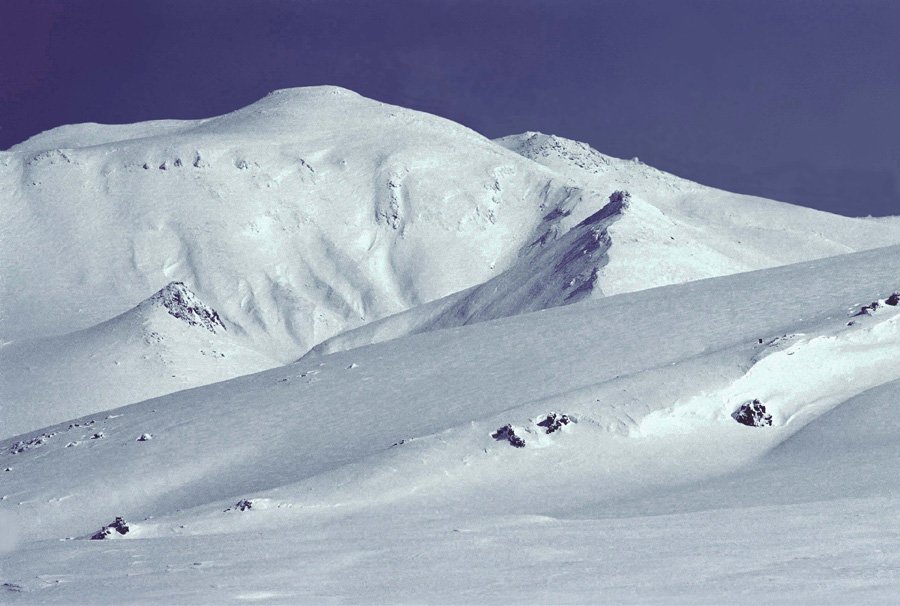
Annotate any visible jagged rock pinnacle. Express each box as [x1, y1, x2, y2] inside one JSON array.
[[149, 282, 226, 334]]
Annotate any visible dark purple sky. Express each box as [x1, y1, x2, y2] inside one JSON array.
[[3, 0, 899, 216]]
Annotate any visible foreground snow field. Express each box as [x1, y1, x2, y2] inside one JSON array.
[[2, 245, 900, 603]]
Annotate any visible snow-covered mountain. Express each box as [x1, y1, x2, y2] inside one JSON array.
[[5, 86, 900, 440], [2, 246, 899, 603], [0, 282, 275, 440], [4, 86, 900, 603], [0, 87, 570, 362], [4, 88, 899, 362]]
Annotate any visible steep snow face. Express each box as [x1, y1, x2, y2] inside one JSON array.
[[497, 132, 900, 297], [308, 190, 630, 355], [0, 87, 567, 360], [313, 131, 900, 357], [0, 282, 276, 440]]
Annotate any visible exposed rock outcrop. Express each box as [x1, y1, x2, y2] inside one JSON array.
[[149, 282, 226, 333]]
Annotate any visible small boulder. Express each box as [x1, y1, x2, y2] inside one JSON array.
[[136, 433, 152, 442], [492, 424, 525, 448], [732, 399, 772, 427]]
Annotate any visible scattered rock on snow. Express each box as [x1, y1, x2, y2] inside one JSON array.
[[224, 499, 253, 512], [8, 433, 53, 454], [68, 420, 95, 430], [90, 432, 104, 440], [136, 433, 152, 442], [857, 301, 881, 316], [855, 292, 900, 316], [492, 424, 526, 448], [90, 517, 130, 540], [732, 399, 773, 427], [537, 412, 570, 434]]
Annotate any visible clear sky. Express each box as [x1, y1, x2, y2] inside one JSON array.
[[2, 0, 899, 216]]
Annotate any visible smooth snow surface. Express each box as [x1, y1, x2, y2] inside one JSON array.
[[3, 246, 900, 604]]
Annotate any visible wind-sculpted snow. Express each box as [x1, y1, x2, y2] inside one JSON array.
[[3, 87, 900, 440], [4, 89, 900, 603], [639, 300, 900, 435]]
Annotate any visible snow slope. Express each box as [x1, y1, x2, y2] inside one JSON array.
[[2, 246, 899, 603], [0, 282, 276, 440]]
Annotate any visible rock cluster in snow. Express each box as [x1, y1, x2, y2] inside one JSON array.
[[8, 432, 56, 455], [224, 499, 253, 512], [492, 425, 526, 448], [90, 517, 130, 540], [150, 282, 226, 334], [537, 412, 571, 434], [856, 291, 900, 316]]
